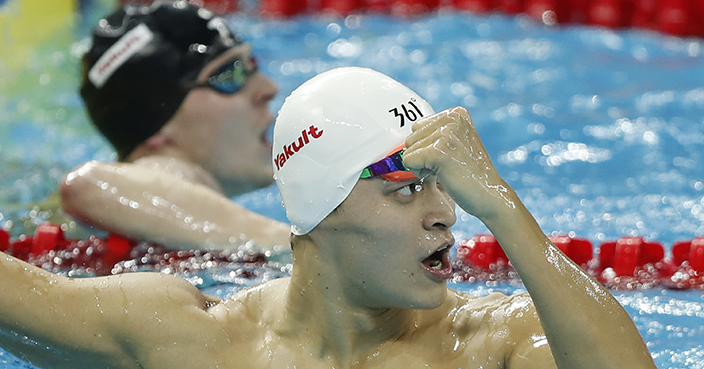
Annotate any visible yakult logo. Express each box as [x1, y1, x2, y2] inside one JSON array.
[[88, 24, 154, 88], [274, 125, 324, 170]]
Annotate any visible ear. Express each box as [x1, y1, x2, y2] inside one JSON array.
[[143, 130, 169, 149]]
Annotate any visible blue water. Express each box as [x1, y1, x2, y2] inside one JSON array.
[[1, 2, 704, 368]]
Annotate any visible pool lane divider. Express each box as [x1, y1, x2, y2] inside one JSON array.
[[1, 222, 703, 289], [0, 223, 267, 276], [264, 0, 704, 39], [453, 234, 704, 290], [118, 0, 704, 39]]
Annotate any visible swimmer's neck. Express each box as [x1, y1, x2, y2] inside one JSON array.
[[130, 152, 261, 197], [128, 154, 224, 193], [281, 239, 418, 366]]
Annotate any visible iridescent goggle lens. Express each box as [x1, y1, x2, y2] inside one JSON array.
[[360, 148, 416, 182], [189, 57, 258, 95]]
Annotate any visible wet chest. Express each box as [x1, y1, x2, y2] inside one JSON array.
[[241, 335, 506, 369]]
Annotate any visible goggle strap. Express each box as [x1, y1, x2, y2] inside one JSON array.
[[360, 168, 373, 179]]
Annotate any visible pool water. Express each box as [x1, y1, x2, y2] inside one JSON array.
[[1, 1, 704, 368]]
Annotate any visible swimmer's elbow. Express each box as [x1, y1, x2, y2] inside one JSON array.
[[60, 161, 110, 219]]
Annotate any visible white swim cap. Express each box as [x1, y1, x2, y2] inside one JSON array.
[[273, 67, 435, 235]]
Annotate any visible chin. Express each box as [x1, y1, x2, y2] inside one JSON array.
[[255, 170, 276, 188], [407, 286, 448, 310], [245, 166, 276, 187], [217, 170, 274, 197]]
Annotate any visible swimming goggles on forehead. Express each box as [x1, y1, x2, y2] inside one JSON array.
[[360, 147, 417, 182], [188, 57, 258, 95]]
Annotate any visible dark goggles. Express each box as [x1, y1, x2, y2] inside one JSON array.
[[188, 57, 258, 95], [360, 148, 416, 181]]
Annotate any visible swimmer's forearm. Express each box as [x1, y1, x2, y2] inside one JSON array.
[[406, 106, 654, 367], [481, 204, 656, 369], [0, 251, 124, 368], [0, 250, 219, 368], [61, 161, 290, 250]]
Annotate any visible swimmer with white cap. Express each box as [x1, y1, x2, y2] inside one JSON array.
[[0, 67, 657, 369]]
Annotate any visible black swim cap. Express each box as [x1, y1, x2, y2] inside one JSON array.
[[80, 1, 241, 160]]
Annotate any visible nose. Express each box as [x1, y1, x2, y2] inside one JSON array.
[[251, 72, 278, 107], [421, 177, 457, 231]]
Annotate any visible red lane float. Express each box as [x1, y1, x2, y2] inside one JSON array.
[[0, 228, 9, 251], [550, 234, 593, 268], [4, 223, 704, 289], [663, 237, 704, 289], [595, 236, 667, 290], [596, 236, 664, 276], [453, 234, 594, 284], [2, 223, 135, 275], [453, 0, 497, 14], [453, 234, 704, 290], [672, 237, 704, 272], [31, 222, 66, 255], [587, 0, 630, 28], [118, 0, 704, 37], [1, 223, 266, 276], [319, 0, 366, 16], [456, 234, 508, 269], [260, 0, 307, 17], [453, 234, 518, 284]]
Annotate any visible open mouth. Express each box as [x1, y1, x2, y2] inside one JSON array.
[[422, 244, 453, 279]]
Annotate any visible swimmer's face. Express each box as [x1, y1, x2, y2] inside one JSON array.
[[310, 174, 456, 310], [176, 43, 278, 196]]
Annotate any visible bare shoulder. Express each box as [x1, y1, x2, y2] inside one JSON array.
[[67, 156, 203, 182], [448, 288, 532, 312], [66, 271, 215, 329], [132, 155, 219, 188], [0, 267, 226, 369], [444, 289, 555, 368], [447, 289, 542, 331], [209, 277, 290, 329], [403, 290, 552, 368], [132, 155, 189, 172]]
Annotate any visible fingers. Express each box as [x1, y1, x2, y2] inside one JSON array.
[[402, 106, 514, 219], [403, 125, 463, 176], [404, 105, 492, 179], [403, 135, 439, 176], [407, 106, 474, 146], [406, 110, 448, 145], [406, 107, 476, 148], [405, 106, 475, 159]]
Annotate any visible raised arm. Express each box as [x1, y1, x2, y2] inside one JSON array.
[[0, 250, 229, 369], [60, 159, 290, 251], [404, 107, 656, 369]]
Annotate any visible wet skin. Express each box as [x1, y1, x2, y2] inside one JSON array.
[[173, 44, 278, 194], [1, 107, 656, 369], [307, 175, 458, 311], [0, 194, 554, 369], [60, 44, 291, 250]]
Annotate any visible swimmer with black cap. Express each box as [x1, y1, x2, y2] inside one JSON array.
[[59, 1, 290, 250], [0, 67, 657, 369]]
